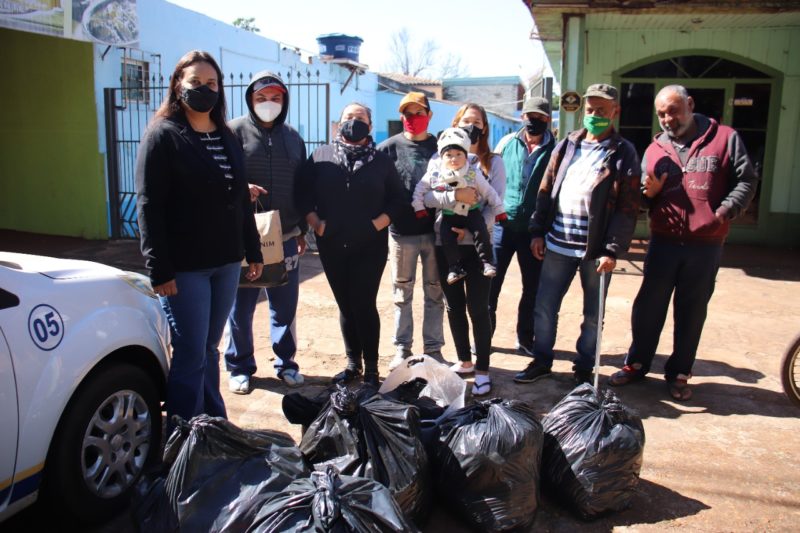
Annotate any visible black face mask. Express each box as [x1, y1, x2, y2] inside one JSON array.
[[523, 118, 548, 136], [181, 84, 219, 113], [460, 124, 482, 145], [339, 119, 370, 143]]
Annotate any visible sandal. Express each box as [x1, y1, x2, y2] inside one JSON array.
[[472, 379, 492, 397], [608, 364, 645, 387], [450, 362, 475, 375], [667, 376, 693, 401]]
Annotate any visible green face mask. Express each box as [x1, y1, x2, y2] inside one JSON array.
[[583, 114, 611, 135]]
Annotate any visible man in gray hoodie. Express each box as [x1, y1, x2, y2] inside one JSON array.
[[224, 72, 307, 393]]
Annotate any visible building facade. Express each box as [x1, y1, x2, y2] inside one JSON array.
[[526, 0, 800, 245]]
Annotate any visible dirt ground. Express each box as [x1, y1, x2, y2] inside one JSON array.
[[2, 230, 799, 532]]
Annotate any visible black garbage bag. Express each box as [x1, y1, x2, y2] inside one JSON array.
[[248, 465, 418, 532], [541, 383, 645, 520], [299, 385, 431, 523], [381, 378, 446, 420], [283, 389, 331, 428], [433, 398, 544, 532], [133, 414, 309, 532]]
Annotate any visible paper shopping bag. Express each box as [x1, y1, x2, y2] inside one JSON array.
[[239, 209, 288, 288]]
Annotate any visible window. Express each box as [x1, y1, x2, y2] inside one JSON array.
[[122, 58, 149, 103], [387, 120, 403, 138]]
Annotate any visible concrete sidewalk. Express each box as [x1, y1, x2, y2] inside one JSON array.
[[2, 229, 799, 531]]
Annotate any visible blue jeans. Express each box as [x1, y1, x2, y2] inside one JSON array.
[[532, 250, 610, 372], [160, 261, 240, 426], [626, 238, 722, 380], [224, 238, 301, 377], [389, 232, 445, 355], [489, 223, 542, 347]]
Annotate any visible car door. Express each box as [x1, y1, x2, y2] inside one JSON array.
[[0, 288, 20, 513]]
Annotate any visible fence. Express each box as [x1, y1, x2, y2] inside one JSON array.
[[105, 70, 330, 238]]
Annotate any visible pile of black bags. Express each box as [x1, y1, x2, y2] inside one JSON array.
[[133, 415, 308, 532], [431, 399, 544, 532], [298, 384, 432, 522], [541, 383, 646, 520]]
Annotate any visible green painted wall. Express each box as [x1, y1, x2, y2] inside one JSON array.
[[567, 22, 800, 245], [0, 28, 107, 239]]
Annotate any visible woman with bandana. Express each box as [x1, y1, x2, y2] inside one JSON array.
[[297, 103, 406, 387], [136, 50, 263, 428]]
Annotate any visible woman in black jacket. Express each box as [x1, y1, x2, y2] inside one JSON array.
[[136, 50, 263, 427], [298, 103, 406, 386]]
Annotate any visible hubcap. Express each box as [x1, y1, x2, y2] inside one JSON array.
[[81, 390, 152, 498]]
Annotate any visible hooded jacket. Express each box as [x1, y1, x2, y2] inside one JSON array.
[[643, 114, 758, 244], [228, 71, 307, 240], [529, 128, 641, 260]]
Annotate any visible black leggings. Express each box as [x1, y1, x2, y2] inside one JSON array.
[[318, 238, 388, 373], [440, 210, 493, 269], [436, 245, 492, 371]]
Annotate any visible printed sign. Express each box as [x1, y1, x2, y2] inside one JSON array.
[[0, 0, 139, 46], [28, 304, 64, 351], [561, 91, 582, 113]]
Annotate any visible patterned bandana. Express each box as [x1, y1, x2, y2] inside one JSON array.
[[332, 132, 376, 174]]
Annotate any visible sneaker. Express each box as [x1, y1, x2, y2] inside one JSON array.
[[447, 267, 467, 285], [363, 371, 380, 388], [388, 352, 409, 371], [515, 342, 534, 357], [279, 368, 304, 387], [450, 361, 475, 375], [332, 367, 362, 385], [423, 349, 445, 363], [482, 262, 497, 278], [513, 363, 552, 383], [573, 368, 593, 386], [228, 374, 251, 395]]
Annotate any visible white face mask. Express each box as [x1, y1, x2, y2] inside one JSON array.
[[254, 101, 282, 123]]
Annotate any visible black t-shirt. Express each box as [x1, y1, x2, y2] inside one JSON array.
[[377, 133, 438, 236]]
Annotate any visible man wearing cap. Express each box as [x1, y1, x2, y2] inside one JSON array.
[[377, 92, 446, 370], [608, 84, 757, 401], [514, 83, 641, 386], [224, 71, 308, 394], [491, 96, 556, 356]]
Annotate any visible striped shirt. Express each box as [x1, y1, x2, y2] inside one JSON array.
[[198, 130, 233, 190], [546, 139, 611, 257]]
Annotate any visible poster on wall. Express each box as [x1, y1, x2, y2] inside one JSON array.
[[0, 0, 138, 46]]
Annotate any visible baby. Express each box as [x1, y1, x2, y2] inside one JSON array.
[[412, 127, 506, 284]]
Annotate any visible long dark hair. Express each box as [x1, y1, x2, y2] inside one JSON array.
[[452, 103, 493, 177], [154, 50, 227, 129]]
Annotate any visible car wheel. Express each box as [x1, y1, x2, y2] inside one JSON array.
[[42, 362, 162, 523]]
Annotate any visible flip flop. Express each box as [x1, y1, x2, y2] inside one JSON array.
[[667, 378, 692, 401], [472, 379, 492, 397]]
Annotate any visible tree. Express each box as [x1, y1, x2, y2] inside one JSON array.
[[233, 17, 260, 33], [385, 28, 468, 79]]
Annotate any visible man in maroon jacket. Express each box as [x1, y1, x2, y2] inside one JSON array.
[[609, 84, 758, 401]]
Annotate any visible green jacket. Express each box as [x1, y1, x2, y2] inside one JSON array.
[[498, 129, 555, 232]]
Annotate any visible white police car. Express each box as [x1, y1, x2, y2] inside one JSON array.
[[0, 252, 169, 523]]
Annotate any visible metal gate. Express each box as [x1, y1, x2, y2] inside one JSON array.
[[104, 71, 330, 238]]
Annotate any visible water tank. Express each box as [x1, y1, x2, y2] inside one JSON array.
[[316, 34, 363, 62]]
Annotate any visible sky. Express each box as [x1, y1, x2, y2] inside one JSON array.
[[166, 0, 551, 81]]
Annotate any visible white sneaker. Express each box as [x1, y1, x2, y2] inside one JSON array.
[[228, 374, 251, 395], [482, 263, 497, 277], [388, 353, 408, 371], [280, 369, 304, 387]]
